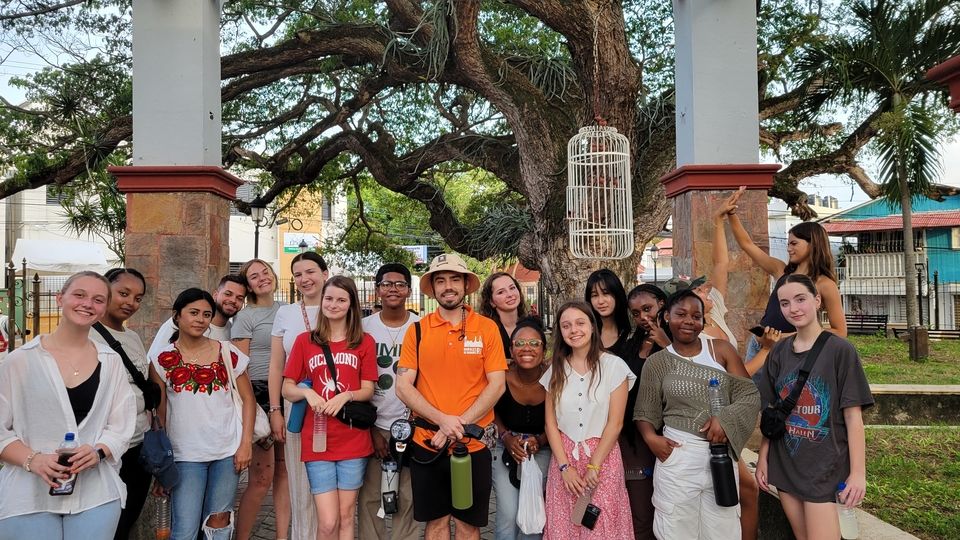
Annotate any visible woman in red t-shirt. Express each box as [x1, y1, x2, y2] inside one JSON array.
[[282, 276, 376, 540]]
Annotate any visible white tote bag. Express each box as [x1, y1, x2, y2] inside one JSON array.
[[516, 453, 546, 534], [221, 341, 271, 442]]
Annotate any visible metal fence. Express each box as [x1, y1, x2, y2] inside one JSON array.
[[837, 267, 959, 330]]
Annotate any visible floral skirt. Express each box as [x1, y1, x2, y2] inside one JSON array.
[[544, 434, 635, 539]]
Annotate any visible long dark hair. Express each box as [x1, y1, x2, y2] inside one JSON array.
[[312, 276, 365, 349], [659, 290, 705, 343], [479, 272, 528, 323], [169, 288, 216, 343], [548, 301, 603, 408], [584, 269, 631, 338], [784, 222, 836, 283]]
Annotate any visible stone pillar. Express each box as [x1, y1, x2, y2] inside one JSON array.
[[663, 0, 779, 350], [109, 0, 241, 347], [111, 168, 240, 344]]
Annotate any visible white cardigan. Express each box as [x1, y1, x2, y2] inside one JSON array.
[[0, 337, 136, 520]]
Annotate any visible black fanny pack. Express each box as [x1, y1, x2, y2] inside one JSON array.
[[321, 343, 377, 429], [760, 332, 830, 440]]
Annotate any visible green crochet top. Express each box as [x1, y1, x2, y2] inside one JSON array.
[[633, 349, 761, 460]]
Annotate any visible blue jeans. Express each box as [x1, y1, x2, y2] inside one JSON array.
[[491, 439, 551, 540], [304, 457, 368, 494], [170, 457, 239, 540], [0, 499, 121, 540]]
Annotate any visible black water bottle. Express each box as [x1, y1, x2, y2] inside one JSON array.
[[709, 444, 739, 507], [707, 378, 739, 507]]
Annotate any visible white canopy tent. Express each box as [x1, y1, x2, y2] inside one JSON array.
[[11, 239, 111, 274]]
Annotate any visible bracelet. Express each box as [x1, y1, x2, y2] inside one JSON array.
[[23, 451, 38, 473], [268, 405, 282, 413], [586, 463, 601, 472], [558, 463, 570, 473]]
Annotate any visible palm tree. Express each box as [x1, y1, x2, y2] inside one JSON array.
[[798, 0, 960, 359]]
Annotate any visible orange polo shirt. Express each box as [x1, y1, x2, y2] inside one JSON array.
[[398, 305, 507, 452]]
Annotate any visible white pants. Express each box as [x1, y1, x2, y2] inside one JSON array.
[[652, 427, 741, 540], [285, 399, 318, 540]]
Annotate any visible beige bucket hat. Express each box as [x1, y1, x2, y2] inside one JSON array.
[[419, 253, 481, 298]]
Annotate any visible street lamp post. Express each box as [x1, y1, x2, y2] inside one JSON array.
[[251, 204, 266, 259], [650, 244, 660, 285], [298, 239, 309, 253]]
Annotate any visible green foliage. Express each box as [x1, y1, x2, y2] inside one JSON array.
[[874, 101, 942, 205], [865, 427, 960, 540], [850, 335, 960, 385], [52, 155, 128, 262]]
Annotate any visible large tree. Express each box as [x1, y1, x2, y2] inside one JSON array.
[[798, 0, 960, 357], [1, 0, 958, 295]]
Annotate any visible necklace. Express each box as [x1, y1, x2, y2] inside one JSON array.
[[45, 336, 82, 376], [177, 339, 209, 363]]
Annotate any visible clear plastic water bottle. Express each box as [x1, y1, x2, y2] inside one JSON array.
[[312, 410, 327, 453], [49, 432, 78, 496], [836, 482, 860, 539], [708, 378, 723, 416], [155, 495, 171, 540]]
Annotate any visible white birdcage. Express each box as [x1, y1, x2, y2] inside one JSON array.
[[566, 125, 634, 259]]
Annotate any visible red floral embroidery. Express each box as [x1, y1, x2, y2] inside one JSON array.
[[170, 366, 192, 386], [195, 367, 216, 385], [158, 345, 237, 395], [157, 351, 179, 369]]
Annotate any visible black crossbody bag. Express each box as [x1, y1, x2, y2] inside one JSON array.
[[93, 322, 162, 411], [321, 343, 378, 429], [759, 332, 831, 440]]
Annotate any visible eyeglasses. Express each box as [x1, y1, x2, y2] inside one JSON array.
[[378, 281, 410, 290], [512, 339, 543, 348]]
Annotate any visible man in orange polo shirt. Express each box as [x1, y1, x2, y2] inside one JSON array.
[[396, 253, 507, 540]]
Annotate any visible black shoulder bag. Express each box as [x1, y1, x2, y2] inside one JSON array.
[[93, 322, 162, 411], [321, 343, 378, 429], [759, 332, 831, 440]]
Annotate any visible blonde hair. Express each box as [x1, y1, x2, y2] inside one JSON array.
[[60, 271, 112, 302]]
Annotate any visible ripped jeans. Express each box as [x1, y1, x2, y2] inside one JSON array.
[[171, 457, 239, 540]]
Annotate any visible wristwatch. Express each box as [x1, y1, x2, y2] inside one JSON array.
[[97, 448, 107, 462]]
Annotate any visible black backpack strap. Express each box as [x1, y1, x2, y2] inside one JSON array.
[[780, 332, 832, 413], [93, 322, 149, 387], [320, 343, 341, 396]]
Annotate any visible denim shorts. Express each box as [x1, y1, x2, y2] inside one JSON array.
[[304, 458, 368, 494]]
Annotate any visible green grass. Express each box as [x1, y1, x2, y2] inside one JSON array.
[[865, 427, 960, 539], [849, 335, 960, 385]]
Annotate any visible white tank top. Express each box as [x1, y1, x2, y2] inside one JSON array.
[[667, 335, 724, 371]]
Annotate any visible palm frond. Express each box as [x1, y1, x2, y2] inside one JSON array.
[[873, 102, 942, 205]]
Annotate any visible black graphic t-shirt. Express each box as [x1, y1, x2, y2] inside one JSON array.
[[758, 335, 874, 502]]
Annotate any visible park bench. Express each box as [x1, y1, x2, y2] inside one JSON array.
[[891, 328, 960, 341], [845, 314, 889, 336]]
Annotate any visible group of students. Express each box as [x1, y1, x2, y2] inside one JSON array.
[[0, 190, 873, 540]]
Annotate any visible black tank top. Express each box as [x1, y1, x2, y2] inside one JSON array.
[[760, 274, 797, 332], [67, 362, 102, 425], [494, 383, 545, 435]]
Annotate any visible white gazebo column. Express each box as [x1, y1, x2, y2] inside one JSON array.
[[110, 0, 241, 344], [660, 0, 779, 349]]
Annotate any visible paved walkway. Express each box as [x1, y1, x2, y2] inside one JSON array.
[[239, 472, 497, 539]]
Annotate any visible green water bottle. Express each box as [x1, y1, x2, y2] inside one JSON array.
[[450, 443, 473, 510]]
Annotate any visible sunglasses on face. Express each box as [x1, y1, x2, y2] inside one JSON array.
[[512, 339, 543, 348]]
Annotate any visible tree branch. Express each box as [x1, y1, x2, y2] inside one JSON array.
[[0, 0, 86, 22]]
